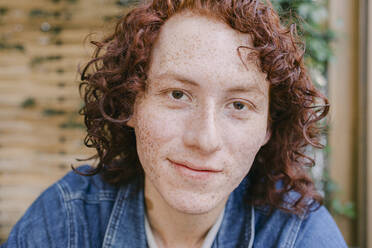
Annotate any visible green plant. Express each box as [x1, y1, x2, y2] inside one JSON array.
[[21, 98, 36, 108], [323, 171, 356, 219], [272, 0, 334, 87], [30, 55, 63, 67], [42, 108, 66, 116], [29, 9, 63, 19], [115, 0, 139, 7], [59, 120, 84, 129], [272, 0, 355, 220], [0, 40, 25, 52], [50, 0, 78, 3], [0, 7, 8, 16]]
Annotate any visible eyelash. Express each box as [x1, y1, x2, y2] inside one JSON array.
[[162, 89, 256, 112], [228, 100, 256, 111], [165, 89, 191, 102], [170, 90, 187, 100]]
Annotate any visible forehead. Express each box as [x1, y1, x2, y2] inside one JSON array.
[[148, 11, 268, 92]]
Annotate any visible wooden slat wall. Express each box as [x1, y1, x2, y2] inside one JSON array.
[[367, 1, 372, 246], [328, 0, 359, 245], [0, 0, 132, 242]]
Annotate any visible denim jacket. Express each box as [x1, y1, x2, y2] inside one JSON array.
[[2, 165, 347, 248]]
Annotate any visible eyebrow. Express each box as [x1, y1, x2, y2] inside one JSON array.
[[155, 72, 265, 95], [226, 85, 265, 96], [156, 72, 199, 87]]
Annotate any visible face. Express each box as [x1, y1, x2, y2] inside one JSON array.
[[127, 12, 270, 214]]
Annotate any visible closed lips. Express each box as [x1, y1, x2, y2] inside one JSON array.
[[168, 159, 221, 172]]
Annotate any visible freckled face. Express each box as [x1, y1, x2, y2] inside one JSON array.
[[127, 12, 270, 214]]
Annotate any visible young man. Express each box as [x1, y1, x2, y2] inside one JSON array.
[[3, 0, 347, 247]]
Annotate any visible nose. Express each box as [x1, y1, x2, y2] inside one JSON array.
[[183, 102, 222, 155]]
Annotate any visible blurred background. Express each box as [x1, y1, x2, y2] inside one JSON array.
[[0, 0, 370, 247]]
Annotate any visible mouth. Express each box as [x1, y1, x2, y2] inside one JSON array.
[[168, 159, 222, 178]]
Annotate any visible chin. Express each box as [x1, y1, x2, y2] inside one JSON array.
[[161, 188, 227, 215]]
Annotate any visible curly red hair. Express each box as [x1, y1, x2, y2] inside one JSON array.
[[78, 0, 329, 215]]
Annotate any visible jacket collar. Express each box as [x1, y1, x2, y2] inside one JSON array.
[[102, 177, 147, 248], [102, 176, 254, 248], [214, 177, 254, 248]]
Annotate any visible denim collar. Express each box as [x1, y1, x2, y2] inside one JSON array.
[[101, 176, 254, 248], [215, 177, 254, 248]]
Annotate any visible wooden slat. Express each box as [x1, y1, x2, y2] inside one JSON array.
[[328, 0, 359, 245], [367, 1, 372, 247], [0, 0, 124, 241]]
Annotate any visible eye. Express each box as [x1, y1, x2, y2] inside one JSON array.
[[230, 101, 251, 111], [167, 89, 191, 102], [226, 99, 257, 117], [171, 90, 185, 100], [233, 101, 245, 110]]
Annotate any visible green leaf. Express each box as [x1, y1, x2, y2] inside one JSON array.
[[21, 98, 36, 108], [0, 7, 9, 16], [43, 108, 66, 116]]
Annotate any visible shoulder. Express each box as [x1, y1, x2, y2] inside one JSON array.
[[4, 173, 69, 247], [253, 205, 347, 248], [3, 165, 118, 247], [57, 165, 119, 203], [293, 205, 347, 247]]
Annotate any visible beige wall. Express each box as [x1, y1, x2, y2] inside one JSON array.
[[367, 0, 372, 246], [328, 0, 359, 245], [329, 0, 372, 246]]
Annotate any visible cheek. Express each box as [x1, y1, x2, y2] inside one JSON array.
[[134, 105, 184, 169], [224, 118, 268, 168]]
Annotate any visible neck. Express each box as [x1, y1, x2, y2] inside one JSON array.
[[144, 178, 227, 248]]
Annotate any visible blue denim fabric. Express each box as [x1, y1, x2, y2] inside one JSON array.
[[2, 165, 347, 248]]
